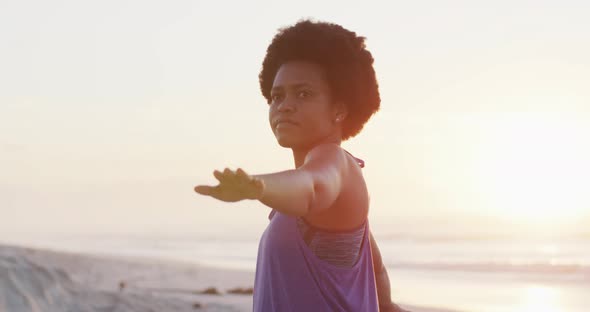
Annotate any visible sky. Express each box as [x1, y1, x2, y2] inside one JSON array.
[[1, 0, 589, 239]]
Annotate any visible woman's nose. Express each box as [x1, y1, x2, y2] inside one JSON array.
[[277, 96, 296, 112]]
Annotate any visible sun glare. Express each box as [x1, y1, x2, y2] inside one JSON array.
[[518, 286, 563, 312], [473, 114, 590, 225]]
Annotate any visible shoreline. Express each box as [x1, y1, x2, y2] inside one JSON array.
[[0, 243, 458, 312]]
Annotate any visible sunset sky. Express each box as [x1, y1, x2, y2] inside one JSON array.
[[1, 0, 589, 238]]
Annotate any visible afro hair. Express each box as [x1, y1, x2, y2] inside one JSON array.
[[259, 19, 380, 141]]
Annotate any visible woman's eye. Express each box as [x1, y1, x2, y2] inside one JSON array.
[[270, 94, 282, 103], [297, 90, 311, 98]]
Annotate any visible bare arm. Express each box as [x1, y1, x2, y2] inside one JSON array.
[[195, 143, 346, 217], [370, 232, 410, 312], [253, 143, 345, 216]]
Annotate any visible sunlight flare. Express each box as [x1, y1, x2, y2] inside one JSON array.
[[518, 285, 563, 312], [473, 114, 590, 225]]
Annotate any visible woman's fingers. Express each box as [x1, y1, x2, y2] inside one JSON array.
[[196, 167, 261, 202], [195, 184, 225, 199], [194, 185, 212, 195], [211, 168, 240, 190], [224, 168, 240, 184], [237, 168, 260, 184], [213, 170, 224, 182], [236, 168, 254, 185]]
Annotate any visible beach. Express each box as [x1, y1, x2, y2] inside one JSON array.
[[2, 230, 589, 312], [0, 243, 450, 312]]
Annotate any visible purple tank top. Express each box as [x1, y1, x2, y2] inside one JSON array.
[[253, 209, 379, 311]]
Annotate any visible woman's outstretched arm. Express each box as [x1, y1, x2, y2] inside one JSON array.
[[195, 143, 346, 217], [254, 144, 346, 216], [370, 232, 410, 312]]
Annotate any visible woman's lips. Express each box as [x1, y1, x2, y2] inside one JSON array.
[[276, 121, 298, 130], [274, 119, 299, 129]]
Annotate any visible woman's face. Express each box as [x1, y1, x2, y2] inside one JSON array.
[[269, 61, 344, 149]]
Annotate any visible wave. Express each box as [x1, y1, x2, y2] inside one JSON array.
[[386, 259, 590, 280]]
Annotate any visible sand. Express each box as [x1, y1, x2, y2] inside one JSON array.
[[0, 243, 456, 312]]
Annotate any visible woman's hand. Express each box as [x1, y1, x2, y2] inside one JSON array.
[[194, 168, 264, 202]]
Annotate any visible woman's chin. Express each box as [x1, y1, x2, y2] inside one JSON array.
[[275, 135, 299, 148], [277, 138, 294, 148]]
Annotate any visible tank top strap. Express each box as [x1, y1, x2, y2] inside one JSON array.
[[343, 149, 365, 168]]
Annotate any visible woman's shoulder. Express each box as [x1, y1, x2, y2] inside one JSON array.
[[307, 142, 343, 157], [343, 149, 365, 169], [303, 144, 365, 189], [306, 143, 364, 167], [303, 143, 348, 170]]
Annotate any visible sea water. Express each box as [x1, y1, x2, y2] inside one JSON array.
[[3, 232, 589, 312]]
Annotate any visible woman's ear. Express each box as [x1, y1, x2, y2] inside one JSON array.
[[333, 103, 348, 123], [335, 113, 346, 123]]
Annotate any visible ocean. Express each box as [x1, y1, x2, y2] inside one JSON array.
[[3, 232, 589, 312]]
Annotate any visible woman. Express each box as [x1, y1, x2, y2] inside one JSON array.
[[196, 19, 407, 312]]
